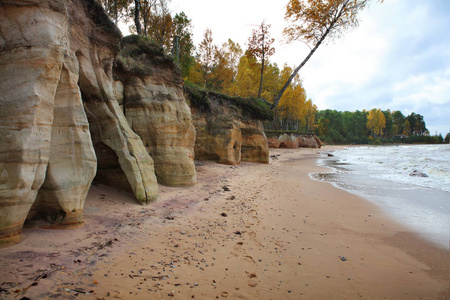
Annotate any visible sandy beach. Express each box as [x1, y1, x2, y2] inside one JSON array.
[[1, 147, 448, 299]]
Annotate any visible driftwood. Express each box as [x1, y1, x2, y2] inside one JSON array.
[[15, 267, 62, 298]]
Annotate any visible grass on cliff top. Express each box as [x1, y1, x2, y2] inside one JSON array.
[[115, 35, 174, 75], [185, 82, 274, 121], [89, 0, 122, 40], [264, 130, 316, 138]]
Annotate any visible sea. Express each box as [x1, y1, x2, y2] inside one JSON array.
[[311, 144, 450, 250]]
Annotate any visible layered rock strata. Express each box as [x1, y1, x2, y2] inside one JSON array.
[[114, 36, 196, 186], [0, 0, 96, 244], [0, 0, 158, 245], [239, 121, 270, 164], [267, 133, 322, 149], [186, 86, 272, 165]]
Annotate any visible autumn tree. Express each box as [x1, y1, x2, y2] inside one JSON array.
[[100, 0, 130, 24], [316, 116, 329, 136], [230, 54, 260, 97], [126, 0, 173, 49], [209, 48, 234, 92], [247, 21, 276, 98], [367, 108, 386, 138], [222, 39, 243, 81], [258, 62, 280, 102], [139, 0, 157, 37], [273, 65, 316, 131], [272, 0, 383, 108], [196, 29, 218, 88], [305, 99, 317, 132], [148, 0, 174, 49]]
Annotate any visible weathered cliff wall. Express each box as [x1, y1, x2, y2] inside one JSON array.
[[267, 133, 322, 149], [0, 0, 93, 244], [0, 0, 273, 247], [186, 85, 272, 165], [0, 0, 158, 246], [114, 36, 196, 186], [69, 1, 158, 204]]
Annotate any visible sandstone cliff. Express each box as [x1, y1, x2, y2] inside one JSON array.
[[113, 36, 196, 187], [0, 0, 272, 247], [0, 0, 158, 246], [267, 133, 322, 149], [186, 85, 272, 165]]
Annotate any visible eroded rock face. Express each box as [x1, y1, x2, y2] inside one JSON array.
[[239, 121, 269, 164], [191, 110, 242, 165], [114, 37, 196, 186], [70, 2, 158, 204], [298, 135, 320, 148], [186, 89, 270, 165], [0, 0, 158, 246], [267, 133, 322, 149], [0, 0, 96, 244]]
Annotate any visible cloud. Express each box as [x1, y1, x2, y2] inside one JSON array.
[[299, 0, 450, 134]]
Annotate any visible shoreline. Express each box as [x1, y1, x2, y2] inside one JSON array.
[[0, 148, 448, 299], [315, 144, 450, 250]]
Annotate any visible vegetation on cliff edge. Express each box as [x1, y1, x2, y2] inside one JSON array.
[[184, 82, 273, 121], [115, 35, 174, 75]]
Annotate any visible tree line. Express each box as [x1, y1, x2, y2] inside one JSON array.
[[315, 109, 445, 145], [97, 1, 450, 145]]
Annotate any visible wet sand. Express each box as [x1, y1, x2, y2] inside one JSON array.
[[0, 147, 448, 299]]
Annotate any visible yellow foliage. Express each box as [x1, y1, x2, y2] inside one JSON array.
[[229, 55, 260, 97], [186, 62, 204, 86], [284, 0, 383, 46], [366, 108, 386, 136], [275, 64, 312, 125]]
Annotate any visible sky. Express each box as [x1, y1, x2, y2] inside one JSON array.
[[123, 0, 450, 136]]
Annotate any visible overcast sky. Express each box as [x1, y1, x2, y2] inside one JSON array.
[[162, 0, 450, 135]]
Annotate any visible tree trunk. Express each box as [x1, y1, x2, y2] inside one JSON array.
[[257, 34, 265, 99], [113, 0, 118, 24], [272, 1, 349, 109], [134, 0, 142, 36], [272, 34, 325, 109], [258, 55, 265, 98]]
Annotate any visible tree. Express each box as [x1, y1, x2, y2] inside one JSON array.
[[222, 39, 243, 81], [392, 110, 406, 135], [148, 0, 174, 49], [100, 0, 130, 24], [316, 116, 329, 136], [367, 108, 386, 138], [382, 109, 393, 137], [197, 29, 218, 88], [272, 0, 383, 108], [134, 0, 142, 36], [403, 119, 411, 136], [139, 0, 157, 37], [305, 99, 317, 132], [127, 0, 173, 50], [406, 113, 427, 136], [173, 12, 195, 77], [230, 55, 260, 97], [247, 21, 276, 98], [275, 65, 308, 128], [209, 48, 234, 92]]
